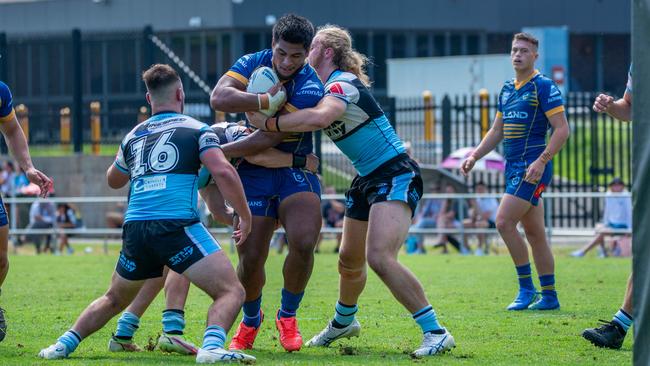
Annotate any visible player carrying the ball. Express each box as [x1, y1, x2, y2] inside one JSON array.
[[246, 24, 455, 358]]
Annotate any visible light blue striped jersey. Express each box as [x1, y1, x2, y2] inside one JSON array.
[[323, 70, 405, 176], [114, 112, 220, 222]]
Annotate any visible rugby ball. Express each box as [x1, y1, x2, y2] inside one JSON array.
[[247, 66, 283, 116], [197, 122, 250, 189]]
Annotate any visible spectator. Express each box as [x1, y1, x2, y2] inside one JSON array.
[[405, 183, 442, 254], [463, 181, 499, 255], [26, 197, 56, 254], [13, 166, 29, 195], [318, 186, 345, 253], [56, 203, 83, 255], [434, 184, 470, 254], [105, 203, 125, 229], [572, 177, 632, 257], [0, 161, 16, 197]]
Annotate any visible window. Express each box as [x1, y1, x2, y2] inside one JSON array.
[[416, 34, 429, 57], [467, 34, 479, 55], [372, 34, 387, 90], [243, 32, 260, 55], [206, 34, 218, 86], [189, 34, 203, 92], [450, 34, 462, 55], [391, 34, 406, 58], [487, 33, 511, 54], [433, 34, 445, 56]]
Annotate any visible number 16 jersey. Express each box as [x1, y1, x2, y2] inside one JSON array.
[[114, 112, 220, 222]]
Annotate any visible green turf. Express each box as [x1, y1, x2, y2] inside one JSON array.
[[0, 242, 632, 365]]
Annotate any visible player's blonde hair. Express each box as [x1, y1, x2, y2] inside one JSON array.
[[317, 25, 371, 87]]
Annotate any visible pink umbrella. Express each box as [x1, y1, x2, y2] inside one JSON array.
[[440, 147, 505, 172]]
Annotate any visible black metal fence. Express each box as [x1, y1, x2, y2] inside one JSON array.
[[322, 92, 632, 229], [0, 91, 632, 228]]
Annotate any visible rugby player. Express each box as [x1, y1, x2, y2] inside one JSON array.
[[210, 14, 324, 352], [246, 24, 455, 357], [38, 64, 255, 363], [461, 33, 570, 311], [581, 65, 633, 349], [0, 81, 53, 342], [108, 121, 318, 354]]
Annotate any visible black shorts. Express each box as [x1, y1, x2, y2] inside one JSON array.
[[116, 219, 221, 281], [345, 154, 423, 221]]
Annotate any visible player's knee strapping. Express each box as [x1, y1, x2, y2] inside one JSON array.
[[338, 259, 366, 282]]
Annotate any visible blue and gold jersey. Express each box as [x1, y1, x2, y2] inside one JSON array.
[[226, 49, 324, 159], [0, 81, 16, 124], [497, 70, 565, 161]]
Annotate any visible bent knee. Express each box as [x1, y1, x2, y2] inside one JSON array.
[[495, 217, 516, 233], [366, 252, 392, 275]]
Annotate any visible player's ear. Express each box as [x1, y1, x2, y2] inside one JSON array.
[[145, 93, 152, 105], [176, 86, 184, 102]]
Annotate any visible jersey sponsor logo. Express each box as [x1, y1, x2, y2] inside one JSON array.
[[408, 188, 420, 203], [345, 196, 354, 209], [328, 82, 346, 97], [119, 253, 136, 272], [503, 111, 529, 119], [296, 79, 324, 97], [237, 54, 251, 69], [324, 120, 346, 139], [169, 245, 194, 266], [133, 175, 167, 193], [248, 200, 264, 208], [199, 133, 220, 149], [511, 176, 521, 187], [292, 172, 306, 184], [377, 183, 389, 196]]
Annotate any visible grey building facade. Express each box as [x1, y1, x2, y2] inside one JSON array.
[[0, 0, 631, 142]]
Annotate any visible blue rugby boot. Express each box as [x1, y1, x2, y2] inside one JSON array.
[[506, 289, 538, 311], [528, 294, 560, 310]]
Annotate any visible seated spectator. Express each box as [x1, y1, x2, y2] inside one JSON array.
[[106, 203, 126, 228], [56, 203, 83, 255], [26, 197, 56, 254], [572, 177, 632, 257], [0, 161, 16, 197], [317, 186, 345, 253], [405, 183, 441, 254], [434, 184, 470, 254], [13, 166, 30, 195], [463, 181, 499, 255]]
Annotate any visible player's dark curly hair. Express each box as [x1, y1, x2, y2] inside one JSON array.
[[272, 14, 315, 50]]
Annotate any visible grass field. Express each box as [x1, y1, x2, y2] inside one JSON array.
[[0, 241, 633, 365]]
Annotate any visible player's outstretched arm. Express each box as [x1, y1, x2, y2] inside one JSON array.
[[593, 92, 632, 122], [461, 115, 504, 176], [0, 116, 53, 197], [247, 96, 347, 133], [245, 149, 319, 173], [221, 129, 288, 158], [201, 148, 251, 245]]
